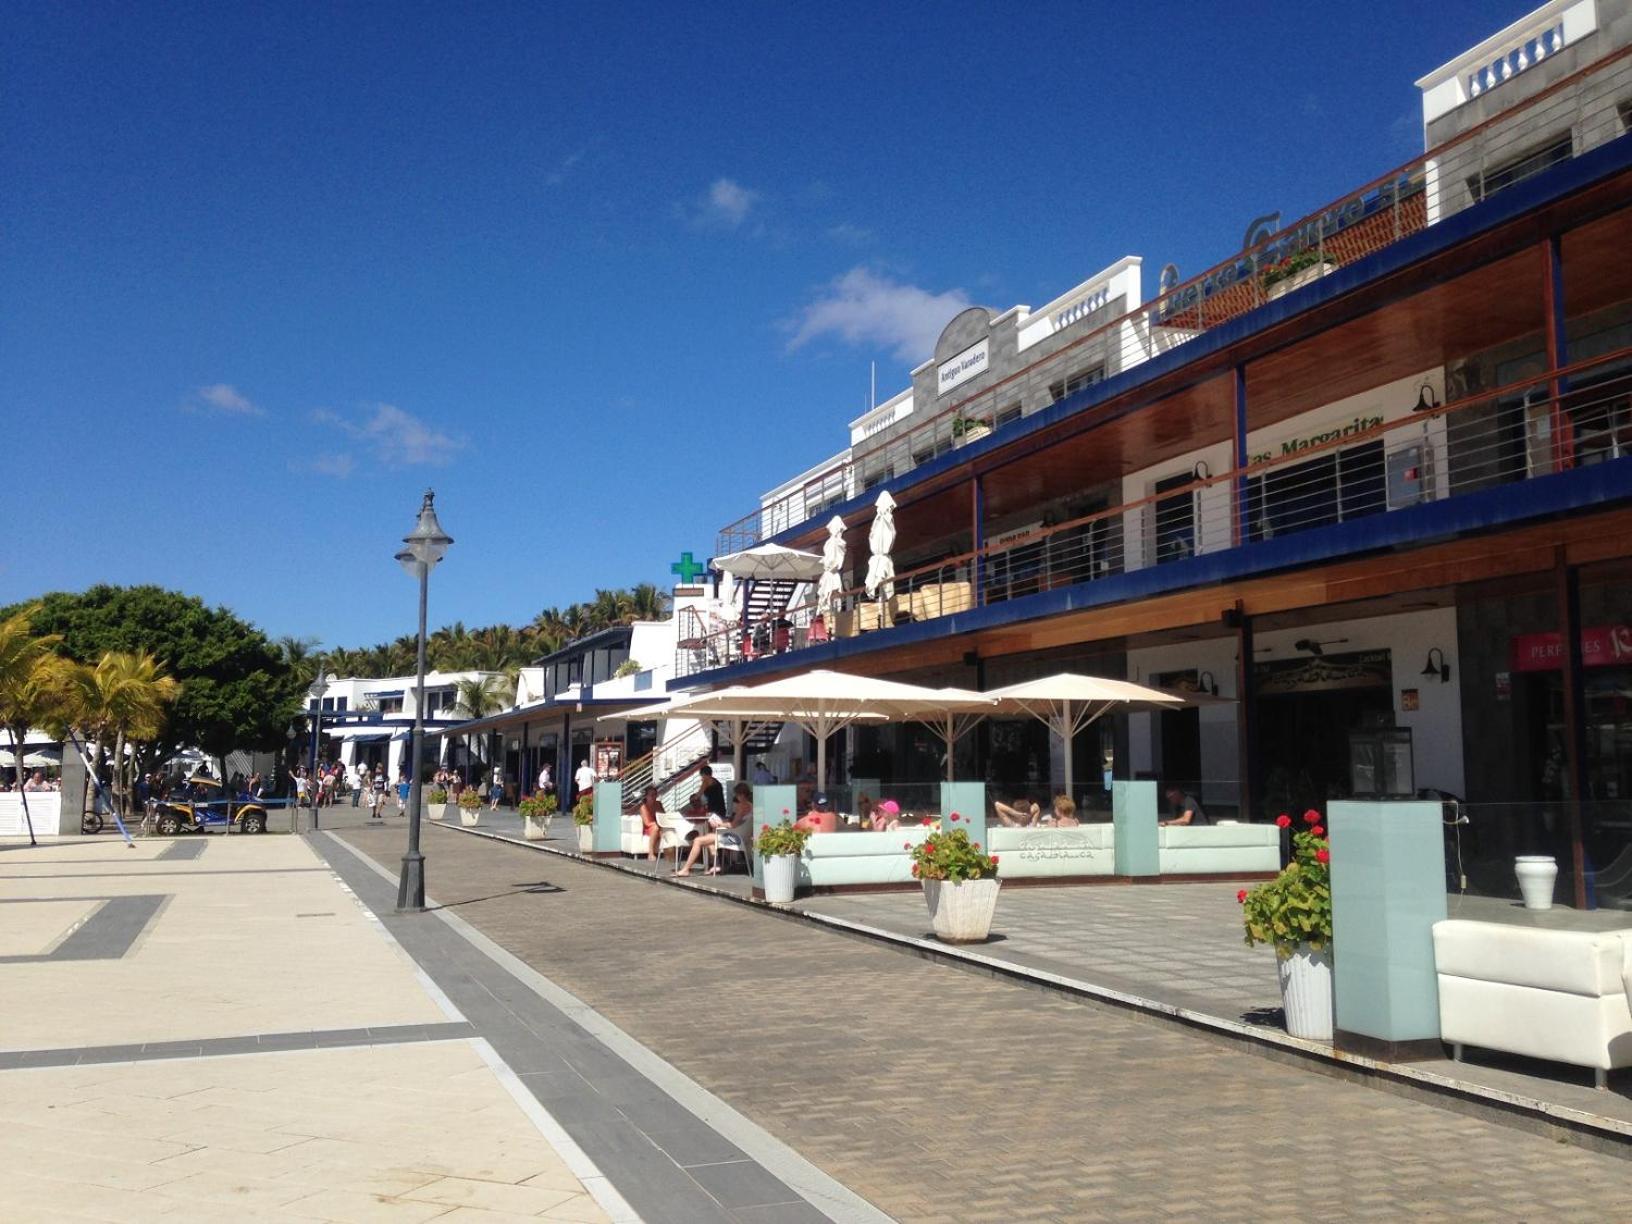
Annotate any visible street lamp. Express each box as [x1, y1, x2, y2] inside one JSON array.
[[396, 489, 453, 912], [308, 664, 326, 833]]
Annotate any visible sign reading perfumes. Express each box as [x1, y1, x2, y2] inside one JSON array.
[[937, 338, 989, 396]]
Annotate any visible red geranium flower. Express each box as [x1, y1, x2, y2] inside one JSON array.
[[1236, 889, 1248, 903], [991, 855, 1000, 863], [782, 808, 790, 816], [1275, 814, 1292, 828], [1303, 809, 1320, 825], [910, 864, 919, 877], [1315, 849, 1330, 864], [948, 813, 959, 822], [1311, 825, 1325, 837], [902, 841, 911, 850]]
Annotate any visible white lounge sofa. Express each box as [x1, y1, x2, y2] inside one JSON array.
[[800, 828, 930, 888], [1432, 919, 1632, 1088], [987, 825, 1115, 878], [1157, 824, 1280, 876]]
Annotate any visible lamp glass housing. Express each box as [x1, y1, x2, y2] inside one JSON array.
[[404, 490, 452, 568]]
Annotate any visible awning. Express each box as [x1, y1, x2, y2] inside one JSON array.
[[348, 733, 391, 744]]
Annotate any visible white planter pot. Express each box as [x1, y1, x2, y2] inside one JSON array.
[[577, 824, 594, 852], [523, 816, 545, 842], [1515, 855, 1558, 910], [955, 423, 991, 447], [432, 803, 454, 822], [1266, 261, 1334, 300], [763, 854, 799, 904], [922, 876, 1001, 943], [1277, 944, 1334, 1041], [459, 808, 480, 827]]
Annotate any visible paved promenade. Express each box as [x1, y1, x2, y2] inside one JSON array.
[[0, 834, 617, 1223], [336, 823, 1632, 1223]]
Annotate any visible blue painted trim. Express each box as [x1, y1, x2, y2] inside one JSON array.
[[764, 133, 1632, 547], [693, 458, 1632, 686]]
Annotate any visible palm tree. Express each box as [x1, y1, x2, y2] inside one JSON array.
[[626, 583, 670, 623], [62, 651, 181, 820], [450, 673, 512, 720], [277, 635, 323, 689], [0, 607, 75, 845]]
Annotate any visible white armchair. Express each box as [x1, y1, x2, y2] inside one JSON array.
[[1433, 919, 1632, 1088]]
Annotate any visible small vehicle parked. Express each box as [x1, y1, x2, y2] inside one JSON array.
[[151, 775, 269, 836]]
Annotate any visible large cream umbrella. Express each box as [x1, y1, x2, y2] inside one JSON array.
[[608, 689, 783, 786], [985, 673, 1185, 797], [713, 543, 825, 582], [815, 515, 847, 617]]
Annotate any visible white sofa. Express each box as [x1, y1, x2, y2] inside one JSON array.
[[801, 828, 930, 888], [1157, 824, 1280, 876], [1432, 919, 1632, 1088], [987, 825, 1115, 878]]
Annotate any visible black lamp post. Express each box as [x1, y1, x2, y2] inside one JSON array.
[[307, 664, 326, 832], [396, 490, 453, 913]]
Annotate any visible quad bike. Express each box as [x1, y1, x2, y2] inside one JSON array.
[[151, 775, 269, 835]]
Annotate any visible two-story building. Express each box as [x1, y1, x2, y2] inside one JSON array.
[[682, 0, 1632, 903]]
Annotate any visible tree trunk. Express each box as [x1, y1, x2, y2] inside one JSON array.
[[113, 730, 127, 821], [9, 723, 37, 846]]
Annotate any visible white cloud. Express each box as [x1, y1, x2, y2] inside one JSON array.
[[545, 148, 585, 187], [311, 453, 355, 478], [827, 223, 874, 246], [313, 403, 465, 467], [785, 267, 971, 363], [186, 382, 263, 415], [686, 177, 759, 229]]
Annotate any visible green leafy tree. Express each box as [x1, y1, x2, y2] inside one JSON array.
[[8, 586, 301, 779], [60, 651, 181, 818]]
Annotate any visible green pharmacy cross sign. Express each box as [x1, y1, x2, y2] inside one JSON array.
[[670, 551, 708, 584]]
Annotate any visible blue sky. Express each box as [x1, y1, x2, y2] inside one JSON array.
[[2, 0, 1509, 649]]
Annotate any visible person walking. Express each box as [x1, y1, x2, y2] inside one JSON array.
[[353, 762, 368, 807], [372, 767, 388, 819], [488, 766, 505, 812]]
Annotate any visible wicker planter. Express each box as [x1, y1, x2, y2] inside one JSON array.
[[922, 877, 1000, 943], [1277, 944, 1334, 1040]]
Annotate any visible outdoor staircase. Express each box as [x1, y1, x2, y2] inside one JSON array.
[[745, 578, 800, 629]]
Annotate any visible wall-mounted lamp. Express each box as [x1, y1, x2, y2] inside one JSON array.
[[1192, 459, 1212, 481], [1421, 647, 1451, 684], [1294, 638, 1323, 656], [1411, 382, 1442, 413], [1197, 670, 1219, 696]]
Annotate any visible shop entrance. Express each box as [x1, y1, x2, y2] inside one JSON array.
[[1254, 649, 1395, 819]]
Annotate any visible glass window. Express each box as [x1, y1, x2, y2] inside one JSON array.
[[1049, 365, 1105, 403], [1467, 132, 1571, 204], [1153, 472, 1196, 563]]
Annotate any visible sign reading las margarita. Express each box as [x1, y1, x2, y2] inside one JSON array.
[[937, 338, 989, 396]]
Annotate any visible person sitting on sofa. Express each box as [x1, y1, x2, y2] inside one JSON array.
[[676, 783, 752, 876], [639, 785, 666, 862], [1160, 785, 1208, 826], [1046, 795, 1080, 827], [795, 792, 838, 833], [995, 795, 1042, 826]]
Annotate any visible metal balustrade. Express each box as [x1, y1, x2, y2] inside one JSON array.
[[677, 350, 1632, 678], [716, 45, 1632, 555]]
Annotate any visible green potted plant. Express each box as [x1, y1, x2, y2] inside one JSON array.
[[755, 819, 813, 903], [426, 787, 449, 821], [907, 816, 1000, 942], [572, 794, 595, 853], [519, 792, 557, 842], [457, 787, 482, 827], [613, 659, 643, 679], [1261, 248, 1338, 299], [1239, 811, 1333, 1040], [951, 415, 992, 446]]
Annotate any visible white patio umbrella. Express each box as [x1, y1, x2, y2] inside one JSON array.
[[815, 515, 847, 616], [863, 490, 897, 602], [985, 673, 1185, 797], [713, 543, 825, 582]]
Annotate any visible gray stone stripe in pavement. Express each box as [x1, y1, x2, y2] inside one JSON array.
[[0, 1021, 475, 1069], [316, 831, 889, 1224], [156, 839, 208, 860], [0, 868, 333, 879], [0, 894, 167, 963]]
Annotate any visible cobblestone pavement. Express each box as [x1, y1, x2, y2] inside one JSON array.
[[341, 824, 1632, 1223]]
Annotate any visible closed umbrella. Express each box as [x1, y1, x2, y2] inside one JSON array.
[[863, 491, 896, 603], [985, 673, 1185, 797], [815, 515, 847, 616]]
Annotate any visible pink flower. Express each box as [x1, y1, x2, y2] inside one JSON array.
[[902, 841, 911, 850], [948, 813, 959, 822], [1275, 814, 1292, 829], [782, 808, 789, 816]]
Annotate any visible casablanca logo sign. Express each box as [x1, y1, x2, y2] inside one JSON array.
[[937, 338, 990, 396]]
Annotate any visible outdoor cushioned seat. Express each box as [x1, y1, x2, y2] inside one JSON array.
[[799, 827, 930, 887], [620, 813, 645, 856], [1157, 824, 1280, 875], [987, 825, 1115, 878], [1432, 919, 1632, 1086]]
